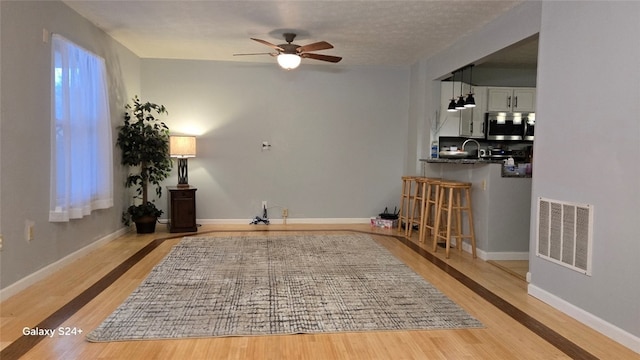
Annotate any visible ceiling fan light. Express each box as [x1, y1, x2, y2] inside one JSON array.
[[464, 93, 476, 108], [447, 99, 457, 112], [455, 96, 466, 110], [277, 54, 301, 70]]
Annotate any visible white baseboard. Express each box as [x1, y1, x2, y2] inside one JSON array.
[[0, 227, 130, 302], [196, 218, 372, 225], [432, 239, 487, 261], [451, 239, 528, 261], [528, 284, 640, 354], [448, 239, 489, 260]]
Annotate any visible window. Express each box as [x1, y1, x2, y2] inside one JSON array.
[[49, 34, 113, 222]]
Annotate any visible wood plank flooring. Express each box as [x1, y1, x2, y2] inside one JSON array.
[[1, 224, 637, 359], [487, 260, 528, 281]]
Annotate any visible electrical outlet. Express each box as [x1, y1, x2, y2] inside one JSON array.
[[25, 220, 35, 241], [262, 201, 267, 210], [282, 208, 288, 217], [0, 234, 3, 251], [481, 179, 487, 191]]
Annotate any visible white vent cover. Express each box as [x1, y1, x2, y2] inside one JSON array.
[[536, 197, 593, 275]]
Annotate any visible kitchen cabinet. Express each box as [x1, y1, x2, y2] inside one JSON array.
[[459, 86, 486, 138], [487, 87, 536, 112], [167, 186, 197, 233], [438, 81, 472, 137]]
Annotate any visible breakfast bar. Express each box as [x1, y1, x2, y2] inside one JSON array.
[[419, 158, 532, 261]]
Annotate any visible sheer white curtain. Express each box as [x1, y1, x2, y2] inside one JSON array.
[[49, 34, 113, 222]]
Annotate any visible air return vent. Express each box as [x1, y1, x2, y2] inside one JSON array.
[[536, 197, 593, 275]]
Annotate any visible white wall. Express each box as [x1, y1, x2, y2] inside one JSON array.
[[529, 0, 640, 345], [0, 1, 140, 290], [141, 59, 409, 221]]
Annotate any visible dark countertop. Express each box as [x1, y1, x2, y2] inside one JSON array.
[[420, 158, 532, 178], [420, 158, 502, 164], [501, 173, 532, 178]]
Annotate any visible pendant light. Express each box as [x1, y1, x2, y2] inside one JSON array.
[[447, 71, 457, 112], [465, 64, 476, 108], [455, 67, 466, 110]]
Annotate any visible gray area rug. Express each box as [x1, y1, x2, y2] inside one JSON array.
[[87, 233, 482, 342]]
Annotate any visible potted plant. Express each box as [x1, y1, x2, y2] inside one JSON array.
[[117, 96, 172, 233]]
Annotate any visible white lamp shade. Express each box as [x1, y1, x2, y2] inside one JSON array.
[[277, 54, 301, 70], [169, 136, 196, 158]]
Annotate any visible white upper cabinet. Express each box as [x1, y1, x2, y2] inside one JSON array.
[[459, 86, 486, 138], [487, 87, 536, 112]]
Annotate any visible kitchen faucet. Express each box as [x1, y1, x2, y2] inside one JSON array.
[[462, 139, 481, 159]]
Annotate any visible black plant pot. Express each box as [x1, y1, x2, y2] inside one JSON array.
[[134, 216, 157, 234]]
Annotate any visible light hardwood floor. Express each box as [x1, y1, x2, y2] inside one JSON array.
[[487, 260, 528, 281], [1, 224, 637, 359]]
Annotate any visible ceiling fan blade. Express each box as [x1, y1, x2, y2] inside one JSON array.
[[297, 41, 334, 53], [233, 52, 276, 57], [301, 53, 342, 63], [250, 38, 284, 51]]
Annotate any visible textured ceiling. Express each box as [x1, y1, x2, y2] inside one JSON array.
[[63, 0, 529, 67]]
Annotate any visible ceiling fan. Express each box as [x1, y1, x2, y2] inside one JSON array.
[[234, 33, 342, 70]]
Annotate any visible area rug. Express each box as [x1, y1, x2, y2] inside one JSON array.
[[87, 233, 482, 342]]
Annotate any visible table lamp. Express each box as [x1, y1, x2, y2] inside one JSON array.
[[169, 135, 196, 187]]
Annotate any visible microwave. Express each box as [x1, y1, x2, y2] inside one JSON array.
[[485, 112, 535, 141]]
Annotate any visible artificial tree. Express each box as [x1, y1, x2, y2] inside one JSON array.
[[117, 96, 172, 233]]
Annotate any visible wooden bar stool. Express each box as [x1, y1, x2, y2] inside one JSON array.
[[432, 180, 477, 259], [407, 177, 428, 238], [419, 178, 442, 244], [398, 176, 416, 235]]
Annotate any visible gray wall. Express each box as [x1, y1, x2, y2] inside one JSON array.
[[409, 0, 639, 342], [530, 1, 640, 339], [473, 67, 537, 87], [0, 1, 140, 289], [140, 59, 409, 221]]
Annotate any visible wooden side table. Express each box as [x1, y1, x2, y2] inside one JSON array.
[[167, 186, 197, 233]]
